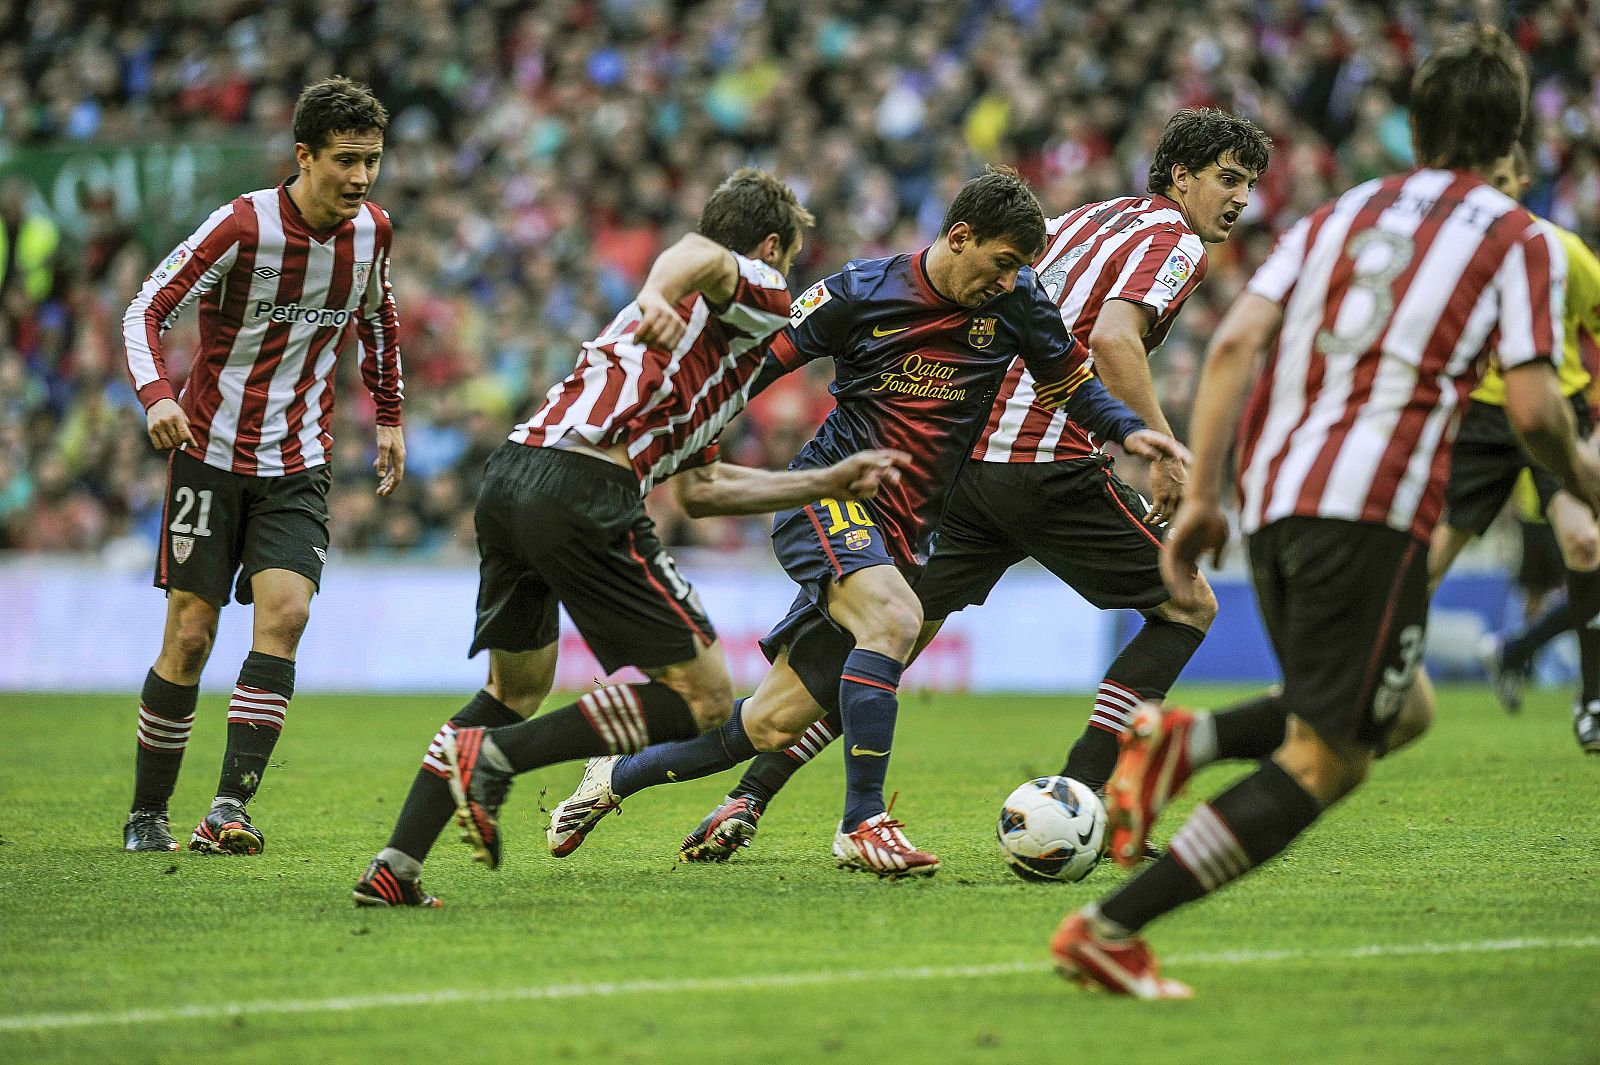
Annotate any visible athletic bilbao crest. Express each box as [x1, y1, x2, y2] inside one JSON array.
[[173, 535, 195, 563], [844, 529, 872, 550], [967, 317, 996, 349], [352, 261, 373, 290]]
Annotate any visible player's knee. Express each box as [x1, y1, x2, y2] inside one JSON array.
[[1155, 582, 1217, 631], [169, 622, 215, 673], [1559, 529, 1600, 572], [260, 600, 311, 647], [852, 598, 923, 660], [1388, 682, 1435, 752], [745, 713, 806, 752]]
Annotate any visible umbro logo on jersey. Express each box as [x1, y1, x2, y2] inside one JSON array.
[[871, 324, 909, 337], [313, 547, 327, 563], [254, 266, 282, 280]]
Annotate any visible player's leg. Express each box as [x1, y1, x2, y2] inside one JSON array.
[[193, 466, 332, 855], [1498, 514, 1569, 689], [126, 590, 219, 852], [126, 451, 235, 853], [1057, 518, 1429, 997], [1545, 486, 1600, 751], [355, 474, 556, 906], [439, 449, 720, 869], [1025, 458, 1213, 792]]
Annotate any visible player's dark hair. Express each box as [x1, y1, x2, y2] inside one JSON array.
[[940, 166, 1045, 258], [1410, 24, 1527, 170], [293, 76, 389, 152], [1147, 109, 1272, 195], [697, 169, 815, 258]]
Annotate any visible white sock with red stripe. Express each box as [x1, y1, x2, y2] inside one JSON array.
[[215, 651, 295, 807]]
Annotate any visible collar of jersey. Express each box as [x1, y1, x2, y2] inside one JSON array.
[[278, 177, 354, 243]]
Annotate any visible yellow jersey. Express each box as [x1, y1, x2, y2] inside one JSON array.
[[1472, 219, 1600, 406]]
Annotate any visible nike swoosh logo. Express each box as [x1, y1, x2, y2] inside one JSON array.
[[1076, 825, 1096, 847], [871, 324, 909, 338], [666, 771, 678, 781], [849, 745, 891, 757]]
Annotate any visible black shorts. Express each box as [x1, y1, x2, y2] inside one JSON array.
[[1248, 517, 1430, 753], [916, 456, 1168, 621], [155, 449, 331, 608], [1443, 396, 1592, 536], [470, 443, 715, 674]]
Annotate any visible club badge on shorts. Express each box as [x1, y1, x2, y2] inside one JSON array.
[[173, 535, 195, 563], [844, 529, 872, 550]]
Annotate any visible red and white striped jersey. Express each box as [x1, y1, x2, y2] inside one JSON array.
[[512, 252, 792, 493], [1237, 168, 1565, 543], [124, 181, 403, 477], [972, 195, 1207, 463]]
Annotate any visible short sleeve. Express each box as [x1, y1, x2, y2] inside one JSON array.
[[1492, 218, 1565, 373], [1246, 215, 1314, 306], [768, 272, 852, 371]]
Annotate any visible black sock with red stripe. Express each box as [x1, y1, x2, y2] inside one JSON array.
[[385, 690, 522, 863], [735, 707, 842, 805], [215, 652, 294, 807], [487, 681, 698, 774], [1099, 759, 1322, 932], [839, 649, 904, 828], [1062, 619, 1205, 790], [1211, 693, 1290, 761], [131, 669, 199, 814]]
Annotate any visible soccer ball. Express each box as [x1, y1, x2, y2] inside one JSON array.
[[996, 776, 1106, 883]]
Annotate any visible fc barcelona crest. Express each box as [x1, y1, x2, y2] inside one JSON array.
[[844, 529, 872, 550], [173, 535, 195, 564], [967, 317, 997, 349]]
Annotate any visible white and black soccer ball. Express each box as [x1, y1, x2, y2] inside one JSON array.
[[996, 776, 1106, 883]]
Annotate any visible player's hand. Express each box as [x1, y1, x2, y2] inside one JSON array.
[[1160, 499, 1230, 609], [1122, 428, 1192, 467], [633, 288, 688, 351], [375, 424, 406, 497], [821, 449, 912, 501], [145, 398, 195, 452], [1145, 453, 1187, 525]]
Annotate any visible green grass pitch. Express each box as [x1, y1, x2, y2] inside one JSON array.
[[2, 684, 1596, 1064]]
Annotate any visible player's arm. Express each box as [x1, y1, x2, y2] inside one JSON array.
[[355, 216, 405, 496], [633, 233, 740, 350], [1090, 299, 1189, 522], [123, 204, 241, 451], [1502, 224, 1600, 506], [1017, 282, 1186, 465], [671, 449, 911, 518], [1158, 290, 1282, 605]]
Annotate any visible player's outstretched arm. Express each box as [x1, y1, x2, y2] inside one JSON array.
[[634, 234, 740, 350], [1159, 291, 1281, 606], [670, 450, 910, 518]]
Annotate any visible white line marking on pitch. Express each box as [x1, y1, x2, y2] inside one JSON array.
[[2, 936, 1595, 1033]]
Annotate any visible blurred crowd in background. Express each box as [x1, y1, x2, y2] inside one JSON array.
[[1, 0, 1597, 566]]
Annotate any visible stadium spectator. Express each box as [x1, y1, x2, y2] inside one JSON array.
[[0, 0, 1597, 565]]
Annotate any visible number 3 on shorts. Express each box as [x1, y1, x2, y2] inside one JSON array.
[[818, 497, 875, 535]]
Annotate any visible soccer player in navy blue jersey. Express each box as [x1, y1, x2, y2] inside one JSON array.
[[548, 168, 1187, 876]]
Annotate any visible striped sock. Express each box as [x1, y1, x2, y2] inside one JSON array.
[[1063, 619, 1205, 790], [131, 669, 198, 814], [487, 681, 699, 774], [734, 711, 840, 806], [387, 690, 522, 863], [1099, 759, 1323, 932], [216, 651, 294, 807]]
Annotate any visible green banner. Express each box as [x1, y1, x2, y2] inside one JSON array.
[[0, 138, 276, 256]]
